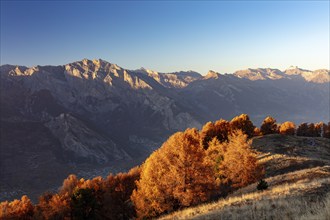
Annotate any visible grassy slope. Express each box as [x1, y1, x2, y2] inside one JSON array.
[[159, 134, 330, 220]]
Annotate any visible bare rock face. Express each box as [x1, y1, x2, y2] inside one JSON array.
[[284, 67, 330, 83], [139, 68, 202, 88], [234, 66, 330, 83], [45, 113, 129, 163], [204, 70, 220, 79], [0, 59, 329, 202]]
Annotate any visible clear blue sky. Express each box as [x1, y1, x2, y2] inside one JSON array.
[[1, 1, 329, 74]]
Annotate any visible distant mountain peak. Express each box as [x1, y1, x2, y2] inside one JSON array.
[[204, 70, 220, 79], [287, 65, 299, 70]]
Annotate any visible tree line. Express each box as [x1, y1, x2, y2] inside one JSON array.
[[258, 116, 330, 138], [1, 114, 329, 219]]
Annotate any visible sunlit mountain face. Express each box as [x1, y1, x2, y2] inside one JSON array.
[[0, 59, 329, 201]]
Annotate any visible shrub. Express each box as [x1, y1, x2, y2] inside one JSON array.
[[257, 179, 268, 191]]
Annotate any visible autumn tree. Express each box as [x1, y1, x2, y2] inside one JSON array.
[[315, 122, 325, 137], [324, 122, 330, 138], [0, 195, 34, 219], [131, 128, 215, 219], [200, 122, 217, 149], [279, 121, 296, 135], [307, 123, 318, 137], [230, 114, 255, 138], [34, 192, 55, 219], [253, 127, 262, 136], [260, 116, 278, 135], [297, 123, 309, 136], [101, 166, 140, 219], [34, 175, 78, 219], [71, 188, 100, 220], [60, 174, 79, 195], [206, 130, 264, 192], [200, 119, 231, 149]]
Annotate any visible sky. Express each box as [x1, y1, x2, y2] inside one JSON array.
[[0, 1, 329, 74]]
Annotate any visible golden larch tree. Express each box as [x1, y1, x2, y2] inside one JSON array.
[[206, 130, 264, 191], [200, 119, 231, 149], [260, 116, 278, 135], [230, 114, 255, 137], [279, 121, 296, 135], [131, 128, 215, 219], [0, 195, 34, 219]]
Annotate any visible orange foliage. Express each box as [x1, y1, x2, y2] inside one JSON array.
[[200, 119, 231, 149], [260, 116, 278, 135], [279, 121, 296, 135], [207, 130, 264, 191], [253, 127, 262, 136], [230, 114, 255, 138], [315, 122, 324, 137], [297, 122, 329, 138], [132, 128, 215, 219], [0, 195, 34, 219], [102, 166, 140, 219], [60, 174, 79, 195], [33, 167, 140, 220]]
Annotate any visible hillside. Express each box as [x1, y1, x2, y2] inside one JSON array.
[[159, 135, 330, 220]]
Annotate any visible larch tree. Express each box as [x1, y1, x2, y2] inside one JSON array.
[[0, 195, 34, 219], [200, 119, 231, 149], [324, 122, 330, 138], [307, 123, 318, 137], [200, 122, 218, 149], [71, 188, 100, 220], [279, 121, 296, 135], [206, 130, 264, 192], [102, 166, 140, 220], [297, 123, 309, 136], [230, 114, 255, 138], [60, 174, 79, 195], [260, 116, 278, 135], [131, 128, 215, 219], [253, 127, 262, 136], [315, 122, 325, 137]]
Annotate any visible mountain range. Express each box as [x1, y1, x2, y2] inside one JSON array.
[[0, 59, 329, 201]]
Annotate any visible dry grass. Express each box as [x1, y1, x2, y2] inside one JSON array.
[[159, 177, 330, 220]]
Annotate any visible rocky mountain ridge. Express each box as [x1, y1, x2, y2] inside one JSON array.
[[234, 66, 329, 83]]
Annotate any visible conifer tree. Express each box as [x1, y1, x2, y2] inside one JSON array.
[[206, 130, 264, 192], [132, 128, 215, 219], [260, 116, 278, 135], [297, 123, 309, 136], [230, 114, 255, 138], [279, 121, 296, 135], [200, 119, 231, 149]]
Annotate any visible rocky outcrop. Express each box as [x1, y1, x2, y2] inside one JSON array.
[[234, 66, 330, 83], [45, 113, 129, 163]]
